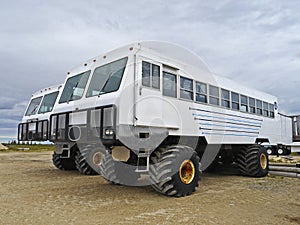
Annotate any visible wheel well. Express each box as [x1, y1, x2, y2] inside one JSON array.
[[159, 136, 208, 156], [255, 138, 269, 144]]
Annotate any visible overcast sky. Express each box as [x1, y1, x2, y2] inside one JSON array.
[[0, 0, 300, 138]]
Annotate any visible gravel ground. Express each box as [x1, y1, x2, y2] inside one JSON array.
[[0, 151, 299, 225]]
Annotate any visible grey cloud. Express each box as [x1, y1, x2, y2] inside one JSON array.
[[0, 0, 299, 138], [0, 101, 26, 137]]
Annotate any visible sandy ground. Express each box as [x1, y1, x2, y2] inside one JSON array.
[[0, 151, 299, 225]]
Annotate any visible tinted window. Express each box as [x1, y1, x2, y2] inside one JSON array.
[[269, 104, 275, 118], [263, 102, 269, 116], [196, 82, 207, 94], [231, 92, 239, 110], [180, 76, 193, 100], [163, 72, 177, 98], [209, 85, 219, 106], [25, 96, 42, 116], [59, 71, 90, 103], [196, 82, 207, 103], [209, 97, 219, 105], [249, 97, 256, 113], [152, 64, 160, 89], [221, 89, 230, 100], [38, 91, 59, 114], [241, 95, 248, 112], [256, 100, 263, 115], [142, 61, 150, 87], [142, 61, 160, 89], [209, 85, 219, 97], [221, 89, 230, 108], [232, 92, 239, 102], [87, 58, 128, 97]]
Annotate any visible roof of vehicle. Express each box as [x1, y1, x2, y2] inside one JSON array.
[[66, 41, 277, 103], [31, 84, 62, 98]]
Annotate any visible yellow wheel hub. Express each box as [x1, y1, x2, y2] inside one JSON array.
[[260, 154, 267, 170], [179, 160, 195, 184]]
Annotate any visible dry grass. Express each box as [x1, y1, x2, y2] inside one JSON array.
[[0, 144, 54, 152]]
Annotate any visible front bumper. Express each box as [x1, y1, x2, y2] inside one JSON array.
[[49, 105, 116, 145], [18, 120, 49, 141]]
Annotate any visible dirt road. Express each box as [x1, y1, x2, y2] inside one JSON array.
[[0, 151, 299, 225]]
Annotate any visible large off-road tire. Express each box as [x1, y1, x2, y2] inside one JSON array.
[[236, 144, 269, 177], [99, 152, 140, 186], [75, 145, 104, 175], [149, 145, 200, 197], [52, 152, 76, 170]]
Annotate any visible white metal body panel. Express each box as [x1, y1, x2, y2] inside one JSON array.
[[52, 41, 294, 146], [22, 84, 62, 123], [291, 143, 300, 153]]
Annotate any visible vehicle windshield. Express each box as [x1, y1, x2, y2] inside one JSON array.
[[86, 57, 128, 97], [25, 96, 43, 116], [59, 71, 90, 103], [38, 91, 59, 114]]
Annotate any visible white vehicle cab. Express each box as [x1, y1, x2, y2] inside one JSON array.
[[39, 41, 296, 196], [18, 85, 61, 142]]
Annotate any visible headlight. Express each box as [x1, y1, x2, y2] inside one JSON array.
[[104, 128, 114, 136], [102, 106, 116, 139]]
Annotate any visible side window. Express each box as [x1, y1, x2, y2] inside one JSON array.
[[263, 102, 269, 117], [163, 72, 177, 98], [249, 97, 256, 113], [38, 91, 59, 114], [209, 85, 219, 106], [269, 103, 275, 118], [231, 92, 240, 110], [152, 64, 160, 89], [86, 58, 128, 97], [142, 61, 160, 89], [196, 82, 207, 103], [241, 95, 248, 112], [25, 96, 43, 116], [180, 76, 193, 100], [221, 89, 230, 108], [256, 100, 263, 115], [59, 71, 90, 103], [142, 61, 150, 87]]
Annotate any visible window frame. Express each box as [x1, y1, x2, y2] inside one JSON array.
[[140, 59, 276, 119], [195, 81, 207, 103], [256, 99, 263, 115], [38, 91, 59, 114], [209, 85, 220, 106], [59, 70, 91, 104], [25, 96, 43, 116], [221, 88, 230, 108], [180, 76, 194, 101], [142, 60, 161, 90], [231, 92, 240, 110], [269, 103, 275, 118], [249, 97, 256, 114], [162, 71, 177, 98], [86, 57, 128, 98], [240, 95, 248, 112], [263, 101, 269, 117], [142, 61, 151, 87]]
